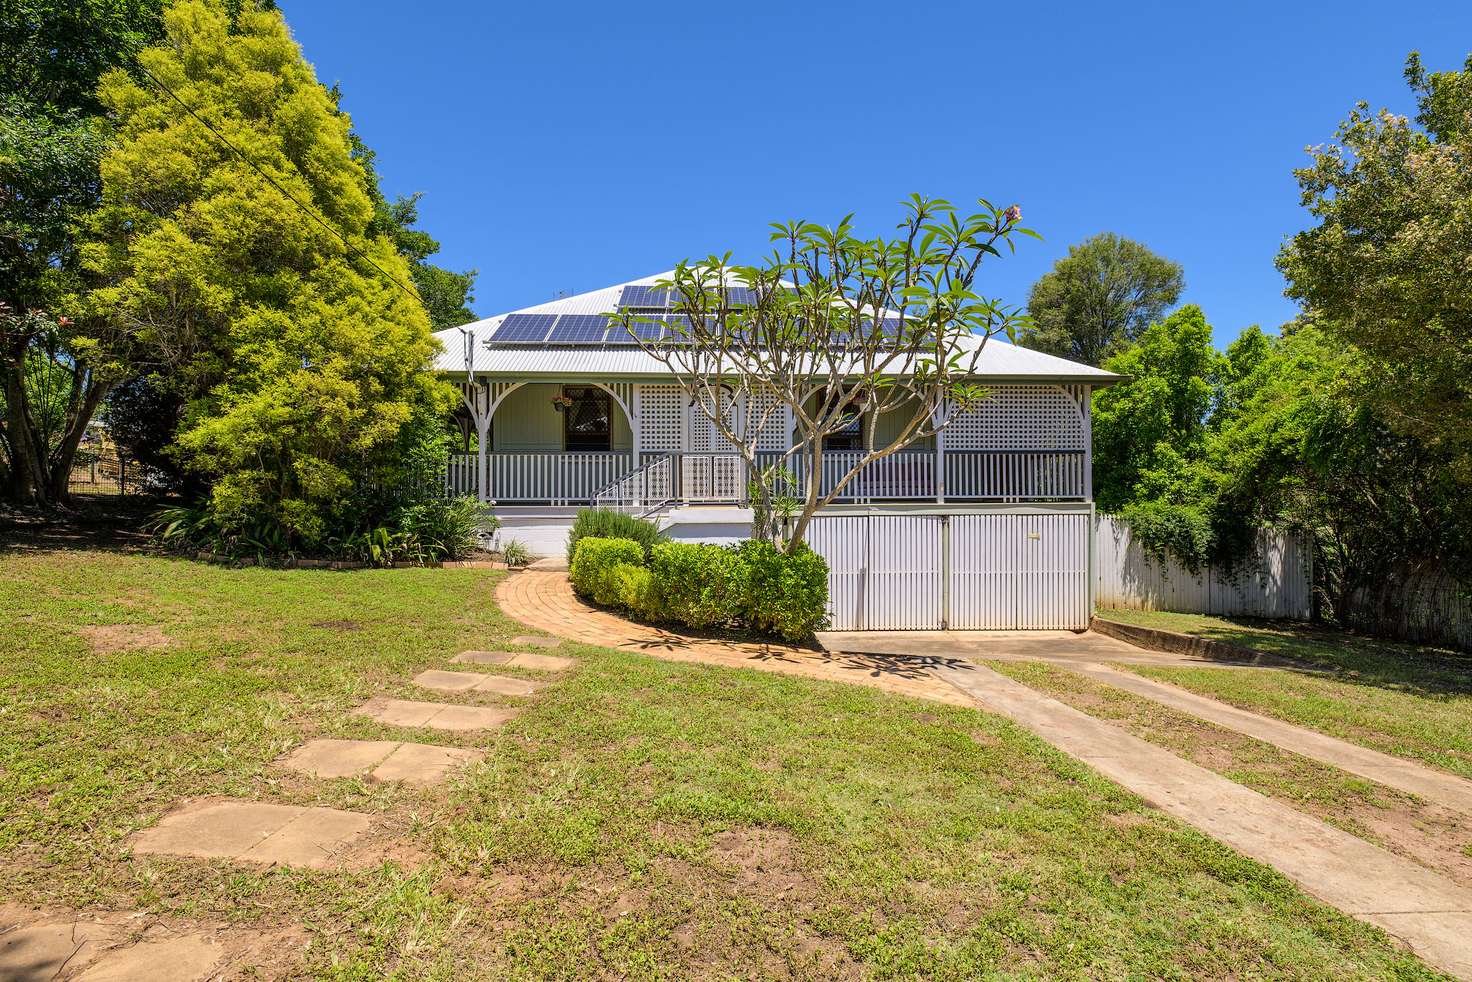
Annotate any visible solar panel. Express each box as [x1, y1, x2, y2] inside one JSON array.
[[659, 314, 695, 343], [490, 313, 556, 343], [603, 316, 662, 344], [544, 313, 609, 345], [616, 285, 670, 308], [721, 286, 757, 306]]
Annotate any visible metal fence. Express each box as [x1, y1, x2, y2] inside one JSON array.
[[1093, 515, 1313, 620], [66, 449, 147, 497]]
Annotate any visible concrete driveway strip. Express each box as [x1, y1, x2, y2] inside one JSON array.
[[1071, 662, 1472, 817], [936, 661, 1472, 981]]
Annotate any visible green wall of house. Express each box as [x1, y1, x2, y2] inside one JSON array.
[[491, 383, 633, 452], [800, 393, 936, 450]]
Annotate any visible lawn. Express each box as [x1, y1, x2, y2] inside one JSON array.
[[0, 550, 1447, 980], [1098, 608, 1472, 781]]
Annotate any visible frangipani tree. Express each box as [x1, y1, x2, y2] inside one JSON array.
[[616, 195, 1035, 552]]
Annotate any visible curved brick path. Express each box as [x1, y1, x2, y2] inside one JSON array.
[[495, 571, 972, 706]]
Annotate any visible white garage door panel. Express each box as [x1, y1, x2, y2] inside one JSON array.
[[810, 511, 1090, 631], [950, 514, 1019, 630], [867, 515, 943, 631], [807, 516, 867, 631]]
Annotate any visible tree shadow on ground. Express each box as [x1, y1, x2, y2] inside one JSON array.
[[0, 496, 160, 556]]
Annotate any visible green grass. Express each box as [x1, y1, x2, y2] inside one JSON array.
[[1098, 608, 1472, 780], [0, 550, 1449, 979]]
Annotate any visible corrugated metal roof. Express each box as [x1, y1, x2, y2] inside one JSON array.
[[432, 273, 1120, 383]]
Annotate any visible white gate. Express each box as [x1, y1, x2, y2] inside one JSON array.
[[807, 511, 1090, 631]]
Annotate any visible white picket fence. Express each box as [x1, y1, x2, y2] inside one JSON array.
[[1093, 515, 1313, 620]]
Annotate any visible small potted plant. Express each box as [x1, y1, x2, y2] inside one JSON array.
[[550, 394, 574, 412]]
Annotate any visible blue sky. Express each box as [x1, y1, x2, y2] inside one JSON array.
[[283, 1, 1472, 348]]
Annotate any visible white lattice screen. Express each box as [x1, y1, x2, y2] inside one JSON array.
[[744, 387, 789, 451], [945, 385, 1085, 450], [637, 385, 685, 452], [688, 388, 738, 453]]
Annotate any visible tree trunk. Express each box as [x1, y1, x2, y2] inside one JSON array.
[[46, 377, 112, 503], [1, 351, 47, 505]]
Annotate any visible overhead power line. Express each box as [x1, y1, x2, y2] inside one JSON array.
[[130, 61, 422, 302]]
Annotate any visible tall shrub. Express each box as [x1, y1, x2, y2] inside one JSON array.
[[567, 508, 667, 562], [83, 1, 449, 547]]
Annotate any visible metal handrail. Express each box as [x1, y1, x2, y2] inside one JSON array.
[[590, 453, 675, 515]]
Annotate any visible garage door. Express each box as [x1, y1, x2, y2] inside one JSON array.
[[806, 512, 1089, 631]]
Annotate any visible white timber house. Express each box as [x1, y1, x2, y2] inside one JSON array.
[[434, 272, 1119, 631]]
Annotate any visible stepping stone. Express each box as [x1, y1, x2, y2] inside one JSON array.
[[454, 650, 576, 672], [130, 800, 370, 869], [452, 650, 515, 666], [76, 934, 223, 981], [355, 698, 515, 732], [0, 920, 115, 981], [412, 669, 481, 692], [279, 738, 483, 786], [371, 742, 482, 785], [413, 669, 542, 697], [511, 634, 563, 649], [280, 738, 399, 778]]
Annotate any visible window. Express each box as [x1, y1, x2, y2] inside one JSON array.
[[563, 386, 611, 451], [823, 389, 867, 451]]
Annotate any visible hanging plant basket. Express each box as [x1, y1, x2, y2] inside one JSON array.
[[550, 395, 574, 412]]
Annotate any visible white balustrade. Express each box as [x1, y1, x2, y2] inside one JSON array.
[[447, 449, 1087, 506]]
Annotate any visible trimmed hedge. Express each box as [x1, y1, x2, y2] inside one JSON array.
[[569, 536, 645, 601], [735, 540, 830, 642], [610, 562, 658, 621], [570, 535, 829, 641], [649, 541, 743, 630]]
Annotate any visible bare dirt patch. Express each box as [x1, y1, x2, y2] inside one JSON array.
[[710, 827, 815, 902], [75, 624, 168, 653]]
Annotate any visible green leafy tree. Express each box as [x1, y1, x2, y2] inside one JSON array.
[[1278, 52, 1472, 485], [0, 0, 167, 503], [1022, 232, 1184, 366], [84, 0, 448, 546], [621, 196, 1035, 552], [1091, 305, 1225, 513]]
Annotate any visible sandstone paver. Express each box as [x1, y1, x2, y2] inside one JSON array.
[[74, 934, 222, 981], [494, 571, 972, 706], [470, 674, 541, 696], [414, 669, 541, 697], [411, 669, 481, 692], [0, 909, 270, 982], [1071, 662, 1472, 816], [454, 649, 576, 671], [355, 697, 515, 731], [130, 800, 370, 869], [280, 738, 399, 778], [0, 920, 114, 981], [370, 742, 483, 785], [279, 738, 483, 786], [936, 661, 1472, 981], [452, 650, 514, 666]]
